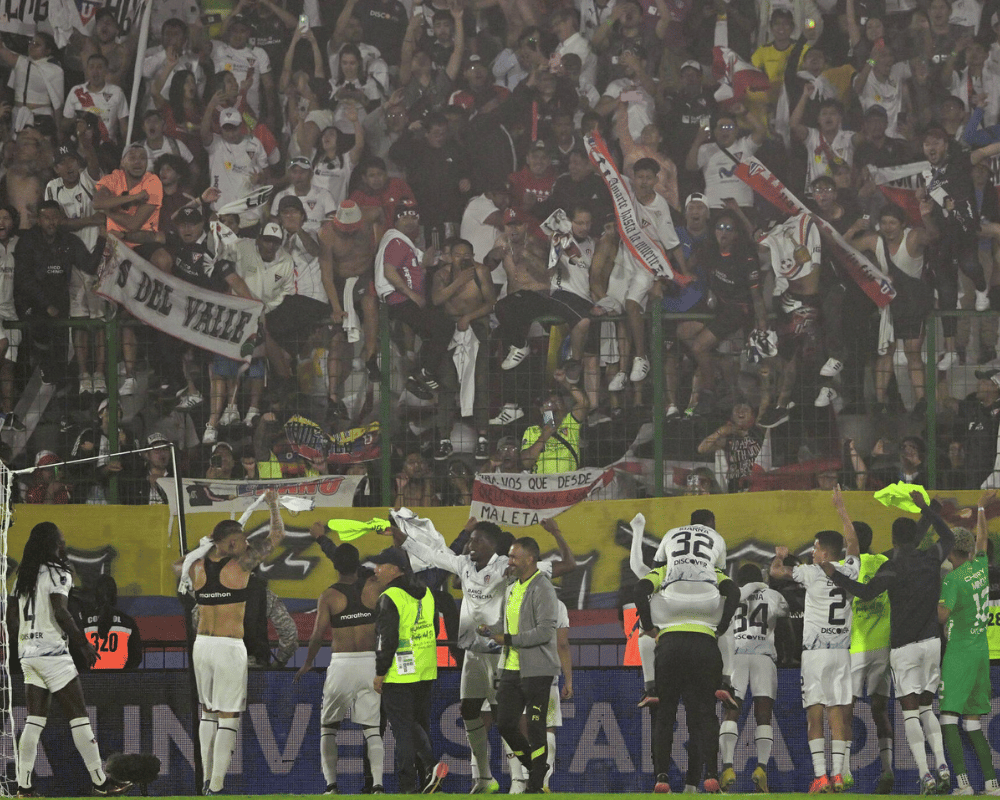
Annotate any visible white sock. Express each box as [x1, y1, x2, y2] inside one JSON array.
[[211, 718, 239, 792], [545, 731, 556, 788], [987, 779, 999, 791], [320, 723, 339, 786], [957, 773, 971, 789], [505, 740, 526, 781], [903, 710, 930, 775], [920, 705, 946, 767], [17, 716, 46, 788], [683, 785, 698, 793], [70, 717, 106, 785], [199, 712, 218, 786], [363, 726, 384, 788], [639, 635, 656, 685], [756, 724, 773, 767], [719, 721, 738, 766], [466, 717, 492, 782], [832, 740, 848, 777], [809, 738, 826, 778], [879, 736, 893, 774], [843, 740, 852, 777]]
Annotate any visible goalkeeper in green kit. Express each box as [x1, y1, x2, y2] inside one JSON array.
[[937, 491, 1000, 796]]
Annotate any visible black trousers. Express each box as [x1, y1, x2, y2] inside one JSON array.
[[653, 631, 723, 786], [496, 670, 553, 790], [387, 299, 454, 378], [932, 237, 986, 338], [495, 290, 552, 349], [382, 679, 435, 793]]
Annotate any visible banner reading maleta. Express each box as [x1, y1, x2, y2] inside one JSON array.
[[471, 468, 615, 526], [96, 237, 263, 362]]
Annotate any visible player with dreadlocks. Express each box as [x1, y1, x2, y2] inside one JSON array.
[[12, 521, 132, 797]]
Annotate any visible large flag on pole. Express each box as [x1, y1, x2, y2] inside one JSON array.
[[733, 156, 896, 308]]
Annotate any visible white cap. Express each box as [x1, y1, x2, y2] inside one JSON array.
[[219, 107, 242, 127], [680, 60, 703, 73], [261, 222, 283, 240]]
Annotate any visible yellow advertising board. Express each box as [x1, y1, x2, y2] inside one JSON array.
[[5, 490, 993, 602]]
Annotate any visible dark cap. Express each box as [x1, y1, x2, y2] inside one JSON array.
[[367, 546, 411, 572], [865, 104, 888, 118], [503, 206, 527, 225], [529, 139, 548, 151], [56, 144, 80, 163], [396, 197, 419, 218], [229, 13, 254, 29], [176, 205, 204, 223], [277, 194, 305, 212], [94, 7, 118, 25], [922, 123, 950, 141]]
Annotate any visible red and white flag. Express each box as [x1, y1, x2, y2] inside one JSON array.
[[713, 46, 771, 105], [734, 156, 896, 308], [585, 132, 688, 285]]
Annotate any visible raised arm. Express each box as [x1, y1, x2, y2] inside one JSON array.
[[541, 517, 577, 578], [977, 490, 994, 554], [832, 484, 860, 559], [769, 545, 794, 581], [238, 489, 285, 571]]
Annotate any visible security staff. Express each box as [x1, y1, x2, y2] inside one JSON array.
[[478, 536, 560, 793], [371, 546, 448, 794]]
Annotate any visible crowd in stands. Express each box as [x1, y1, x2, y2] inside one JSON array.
[[3, 0, 1000, 500]]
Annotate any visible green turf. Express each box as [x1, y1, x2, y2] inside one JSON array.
[[62, 794, 878, 799]]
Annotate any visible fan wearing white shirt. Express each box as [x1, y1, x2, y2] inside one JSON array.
[[62, 54, 128, 145], [141, 19, 206, 109], [790, 88, 860, 186], [769, 487, 861, 795], [202, 103, 269, 227], [272, 157, 338, 235], [0, 33, 64, 133], [685, 106, 767, 210], [388, 518, 576, 794], [210, 16, 276, 123]]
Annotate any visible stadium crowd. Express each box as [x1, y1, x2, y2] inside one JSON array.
[[4, 0, 1000, 498]]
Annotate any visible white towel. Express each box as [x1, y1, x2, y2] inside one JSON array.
[[390, 507, 448, 572], [877, 305, 895, 356], [448, 327, 480, 417], [178, 536, 214, 596], [343, 276, 362, 344]]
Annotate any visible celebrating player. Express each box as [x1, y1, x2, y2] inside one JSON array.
[[388, 516, 575, 793], [295, 540, 384, 794], [634, 511, 738, 793], [937, 495, 1000, 796], [13, 522, 132, 797], [824, 490, 955, 795], [181, 489, 285, 794], [770, 486, 860, 794], [718, 563, 789, 793]]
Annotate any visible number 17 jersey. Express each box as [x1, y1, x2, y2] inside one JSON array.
[[792, 556, 859, 650]]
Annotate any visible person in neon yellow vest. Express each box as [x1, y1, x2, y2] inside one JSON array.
[[371, 546, 448, 794]]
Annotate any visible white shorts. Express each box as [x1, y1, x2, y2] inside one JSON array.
[[321, 651, 380, 727], [890, 638, 941, 698], [460, 650, 500, 703], [546, 678, 562, 728], [800, 649, 852, 708], [70, 267, 106, 319], [193, 635, 248, 713], [624, 259, 654, 309], [732, 653, 777, 701], [852, 646, 891, 698], [0, 318, 21, 362], [21, 654, 77, 693]]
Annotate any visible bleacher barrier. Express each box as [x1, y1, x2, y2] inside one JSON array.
[[11, 668, 1000, 795]]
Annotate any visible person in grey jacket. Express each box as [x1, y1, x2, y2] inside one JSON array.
[[477, 536, 559, 793]]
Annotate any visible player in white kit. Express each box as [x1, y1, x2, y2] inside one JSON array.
[[719, 563, 789, 794], [13, 522, 131, 797], [635, 509, 738, 793], [630, 510, 729, 708], [390, 517, 575, 793], [770, 486, 860, 794]]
